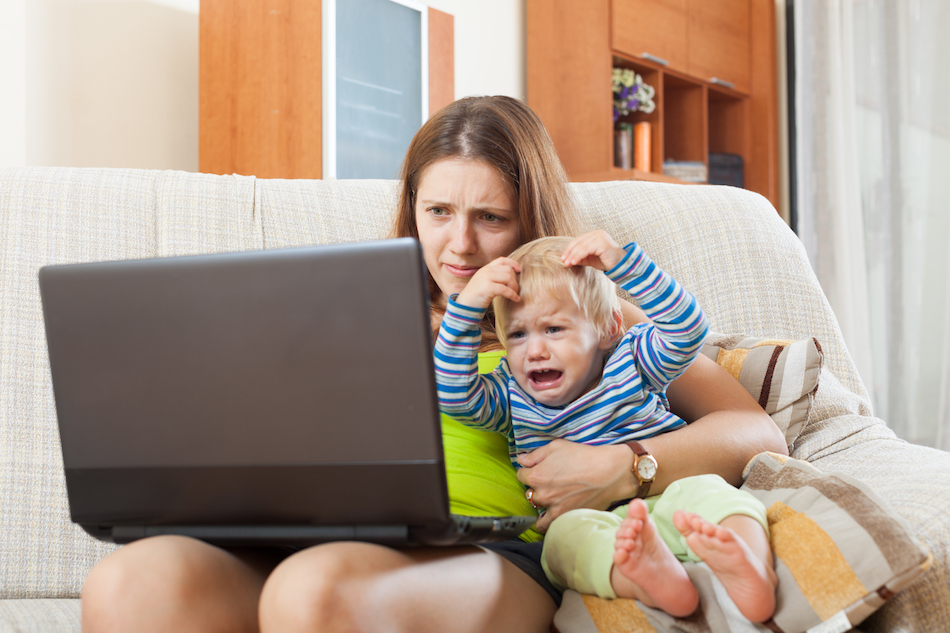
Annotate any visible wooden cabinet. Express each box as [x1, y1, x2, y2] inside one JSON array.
[[688, 0, 751, 93], [612, 0, 688, 73], [527, 0, 778, 208], [199, 0, 454, 180]]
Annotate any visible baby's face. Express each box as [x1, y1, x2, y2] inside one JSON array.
[[502, 293, 611, 407]]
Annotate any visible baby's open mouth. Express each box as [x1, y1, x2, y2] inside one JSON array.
[[529, 369, 563, 386]]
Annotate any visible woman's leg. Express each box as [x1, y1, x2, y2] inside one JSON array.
[[82, 535, 284, 633], [259, 541, 557, 633]]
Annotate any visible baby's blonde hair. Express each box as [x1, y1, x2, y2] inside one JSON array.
[[493, 236, 621, 346]]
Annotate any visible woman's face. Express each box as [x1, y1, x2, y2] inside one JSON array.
[[415, 158, 522, 304]]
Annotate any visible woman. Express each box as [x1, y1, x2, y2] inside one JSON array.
[[81, 96, 787, 633]]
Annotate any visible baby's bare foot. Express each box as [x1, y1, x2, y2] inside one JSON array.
[[674, 511, 777, 623], [611, 499, 698, 617]]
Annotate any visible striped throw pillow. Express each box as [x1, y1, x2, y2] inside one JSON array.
[[702, 333, 823, 450], [554, 453, 932, 633]]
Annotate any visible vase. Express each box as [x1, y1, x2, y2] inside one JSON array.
[[613, 123, 633, 170]]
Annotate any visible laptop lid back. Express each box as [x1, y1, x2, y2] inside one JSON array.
[[39, 238, 449, 537]]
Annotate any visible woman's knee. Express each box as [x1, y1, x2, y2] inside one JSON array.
[[82, 536, 266, 633], [83, 537, 187, 625], [260, 542, 557, 633], [260, 542, 401, 632]]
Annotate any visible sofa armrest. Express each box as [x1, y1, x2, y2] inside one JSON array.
[[807, 434, 950, 632]]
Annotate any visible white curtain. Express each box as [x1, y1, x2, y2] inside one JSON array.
[[794, 0, 950, 450]]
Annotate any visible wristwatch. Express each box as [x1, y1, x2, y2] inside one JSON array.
[[628, 441, 657, 498]]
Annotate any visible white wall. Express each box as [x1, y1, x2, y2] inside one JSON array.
[[427, 0, 525, 101], [0, 0, 28, 168], [4, 0, 200, 171], [1, 0, 525, 172]]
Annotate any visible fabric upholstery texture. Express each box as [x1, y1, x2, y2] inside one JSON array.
[[701, 333, 823, 450], [0, 600, 80, 633], [2, 168, 949, 632]]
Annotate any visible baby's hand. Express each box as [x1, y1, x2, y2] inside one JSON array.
[[561, 230, 626, 272], [455, 257, 521, 310]]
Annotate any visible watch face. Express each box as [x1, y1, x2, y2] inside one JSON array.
[[637, 457, 657, 481]]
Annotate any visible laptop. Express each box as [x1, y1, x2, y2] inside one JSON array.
[[38, 237, 534, 548]]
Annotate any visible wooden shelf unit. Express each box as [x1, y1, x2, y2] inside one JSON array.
[[199, 0, 455, 180], [526, 0, 778, 208]]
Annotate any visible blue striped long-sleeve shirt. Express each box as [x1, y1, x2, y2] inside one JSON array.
[[434, 242, 709, 465]]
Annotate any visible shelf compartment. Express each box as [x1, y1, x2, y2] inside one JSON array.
[[611, 57, 662, 173], [663, 73, 707, 166], [707, 86, 749, 187], [708, 87, 748, 156]]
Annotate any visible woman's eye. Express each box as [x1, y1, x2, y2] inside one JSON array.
[[429, 207, 447, 216]]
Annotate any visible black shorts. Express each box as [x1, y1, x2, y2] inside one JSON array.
[[479, 539, 562, 606]]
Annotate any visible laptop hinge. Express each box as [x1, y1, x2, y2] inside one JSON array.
[[111, 524, 410, 546]]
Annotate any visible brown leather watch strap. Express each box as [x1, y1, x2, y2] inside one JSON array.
[[627, 441, 656, 498]]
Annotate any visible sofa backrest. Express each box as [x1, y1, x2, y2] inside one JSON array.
[[0, 167, 869, 599], [253, 176, 868, 395]]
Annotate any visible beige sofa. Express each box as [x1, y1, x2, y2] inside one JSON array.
[[1, 167, 948, 632]]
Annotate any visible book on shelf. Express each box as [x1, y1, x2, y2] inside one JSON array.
[[662, 160, 707, 183], [708, 153, 744, 188]]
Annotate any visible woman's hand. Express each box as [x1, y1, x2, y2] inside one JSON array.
[[516, 440, 636, 533], [454, 257, 521, 310], [561, 230, 626, 272]]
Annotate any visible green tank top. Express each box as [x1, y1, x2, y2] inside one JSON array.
[[442, 350, 542, 542]]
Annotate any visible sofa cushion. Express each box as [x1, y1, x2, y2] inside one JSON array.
[[553, 453, 931, 633], [702, 333, 823, 450], [805, 431, 950, 632]]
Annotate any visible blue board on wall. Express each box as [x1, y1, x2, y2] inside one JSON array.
[[327, 0, 427, 180]]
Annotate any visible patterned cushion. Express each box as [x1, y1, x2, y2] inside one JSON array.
[[702, 333, 824, 450], [553, 453, 932, 633]]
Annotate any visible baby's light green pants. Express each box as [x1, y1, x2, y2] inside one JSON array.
[[540, 474, 769, 599]]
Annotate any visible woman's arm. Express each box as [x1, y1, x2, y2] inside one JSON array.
[[619, 300, 787, 486], [517, 301, 787, 532], [647, 352, 789, 490]]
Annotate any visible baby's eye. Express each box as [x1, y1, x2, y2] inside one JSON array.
[[546, 326, 563, 334], [507, 330, 525, 340]]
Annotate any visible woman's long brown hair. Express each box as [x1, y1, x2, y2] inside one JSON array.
[[391, 96, 583, 348]]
